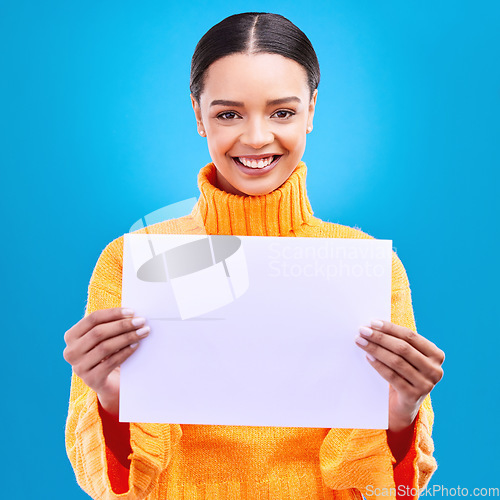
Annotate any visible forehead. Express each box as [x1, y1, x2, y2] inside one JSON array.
[[200, 53, 309, 104]]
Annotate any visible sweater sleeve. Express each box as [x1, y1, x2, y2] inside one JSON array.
[[319, 252, 437, 500], [64, 237, 182, 500]]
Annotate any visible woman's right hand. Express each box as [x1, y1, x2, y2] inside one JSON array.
[[63, 308, 150, 416]]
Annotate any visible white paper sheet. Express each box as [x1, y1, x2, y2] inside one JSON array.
[[120, 235, 392, 429]]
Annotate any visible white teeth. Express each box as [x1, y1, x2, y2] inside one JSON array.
[[238, 156, 274, 168]]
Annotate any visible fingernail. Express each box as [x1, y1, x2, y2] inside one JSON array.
[[122, 308, 134, 317], [355, 336, 369, 347], [359, 326, 373, 337], [132, 317, 146, 327], [371, 319, 384, 329], [366, 353, 376, 362], [130, 343, 138, 348], [136, 326, 150, 337]]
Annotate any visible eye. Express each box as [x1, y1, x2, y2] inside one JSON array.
[[272, 109, 295, 120], [216, 111, 240, 120]]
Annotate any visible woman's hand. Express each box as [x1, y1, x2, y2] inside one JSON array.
[[355, 320, 445, 433], [63, 308, 150, 416]]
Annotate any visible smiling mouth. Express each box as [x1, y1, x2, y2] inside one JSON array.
[[233, 155, 281, 169]]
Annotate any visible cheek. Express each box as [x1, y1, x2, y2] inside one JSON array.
[[282, 128, 307, 155], [206, 129, 234, 158]]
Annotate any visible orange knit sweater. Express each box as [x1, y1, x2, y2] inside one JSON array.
[[65, 162, 437, 500]]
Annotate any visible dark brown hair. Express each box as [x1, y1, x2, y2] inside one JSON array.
[[190, 12, 320, 102]]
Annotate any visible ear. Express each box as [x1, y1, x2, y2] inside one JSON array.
[[306, 89, 318, 134], [191, 94, 206, 137]]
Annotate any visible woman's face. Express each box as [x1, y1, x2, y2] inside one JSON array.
[[192, 53, 317, 196]]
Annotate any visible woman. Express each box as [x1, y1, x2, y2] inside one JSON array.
[[64, 12, 444, 500]]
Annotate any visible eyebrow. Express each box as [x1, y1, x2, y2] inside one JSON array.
[[209, 96, 302, 107], [210, 99, 244, 107], [267, 96, 301, 106]]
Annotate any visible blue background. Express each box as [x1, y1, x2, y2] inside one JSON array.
[[1, 0, 499, 497]]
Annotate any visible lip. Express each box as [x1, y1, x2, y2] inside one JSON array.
[[234, 153, 279, 160], [232, 155, 282, 176]]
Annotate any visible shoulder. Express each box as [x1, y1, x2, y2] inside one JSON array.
[[96, 212, 204, 265], [305, 218, 375, 240], [87, 212, 204, 300], [130, 212, 205, 236]]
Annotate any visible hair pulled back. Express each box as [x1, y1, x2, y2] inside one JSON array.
[[190, 12, 320, 102]]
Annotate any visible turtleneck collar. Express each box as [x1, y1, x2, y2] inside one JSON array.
[[190, 161, 315, 236]]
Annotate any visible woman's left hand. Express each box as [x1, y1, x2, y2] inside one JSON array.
[[355, 320, 445, 432]]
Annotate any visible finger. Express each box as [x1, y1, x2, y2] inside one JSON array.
[[78, 316, 147, 354], [364, 353, 416, 397], [78, 326, 150, 373], [357, 329, 444, 386], [64, 307, 135, 343], [63, 313, 143, 365], [355, 335, 429, 388], [369, 320, 445, 363], [359, 326, 433, 376], [85, 343, 140, 392]]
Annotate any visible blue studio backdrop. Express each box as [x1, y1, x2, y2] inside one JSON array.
[[1, 0, 499, 498]]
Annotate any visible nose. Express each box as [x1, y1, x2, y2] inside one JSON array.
[[240, 118, 274, 149]]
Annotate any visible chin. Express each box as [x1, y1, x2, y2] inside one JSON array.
[[236, 178, 282, 196], [216, 166, 294, 197], [242, 187, 274, 196]]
